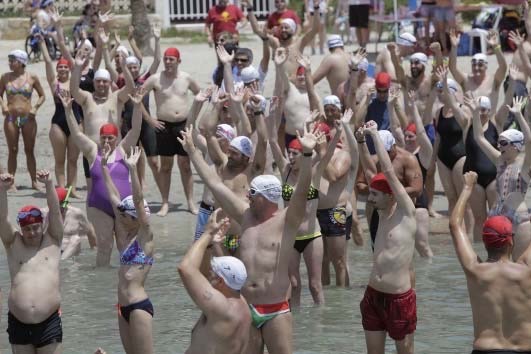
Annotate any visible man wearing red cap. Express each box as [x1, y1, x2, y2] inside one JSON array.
[[142, 46, 201, 216], [450, 171, 531, 354], [0, 170, 64, 353], [359, 122, 417, 354], [205, 0, 245, 46]]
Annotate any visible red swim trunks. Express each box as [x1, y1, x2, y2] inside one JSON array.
[[360, 286, 417, 340]]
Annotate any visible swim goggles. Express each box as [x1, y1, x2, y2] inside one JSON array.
[[17, 209, 42, 221]]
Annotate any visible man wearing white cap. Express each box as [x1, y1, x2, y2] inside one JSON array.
[[179, 124, 318, 354], [376, 32, 416, 81], [449, 29, 507, 110], [507, 24, 531, 98], [312, 34, 352, 95], [179, 209, 251, 354]]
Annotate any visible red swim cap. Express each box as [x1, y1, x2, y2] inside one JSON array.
[[55, 187, 68, 203], [99, 123, 119, 137], [288, 138, 303, 152], [56, 57, 71, 69], [405, 123, 416, 134], [370, 173, 393, 194], [482, 216, 513, 249], [17, 205, 43, 227], [296, 66, 305, 76], [315, 122, 331, 141], [164, 47, 180, 59], [375, 72, 391, 90]]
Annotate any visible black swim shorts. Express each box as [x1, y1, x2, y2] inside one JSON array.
[[7, 310, 63, 348]]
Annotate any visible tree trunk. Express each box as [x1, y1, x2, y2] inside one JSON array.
[[130, 0, 153, 55]]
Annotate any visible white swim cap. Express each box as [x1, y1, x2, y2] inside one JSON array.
[[249, 175, 282, 203], [472, 53, 488, 65], [327, 34, 344, 49], [77, 39, 94, 53], [323, 95, 342, 110], [116, 45, 130, 58], [125, 56, 140, 66], [358, 58, 369, 72], [118, 195, 151, 218], [436, 78, 459, 93], [280, 18, 297, 33], [230, 136, 253, 157], [8, 50, 28, 66], [478, 96, 491, 110], [397, 32, 416, 47], [410, 52, 428, 65], [94, 69, 111, 81], [499, 129, 524, 143], [216, 124, 236, 141], [211, 256, 247, 291], [240, 66, 260, 84], [378, 130, 396, 151]]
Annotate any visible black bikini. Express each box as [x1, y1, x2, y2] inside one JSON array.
[[462, 121, 498, 189], [436, 108, 465, 170]]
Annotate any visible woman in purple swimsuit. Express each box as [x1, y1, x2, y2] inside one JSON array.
[[61, 89, 142, 267], [102, 146, 154, 354]]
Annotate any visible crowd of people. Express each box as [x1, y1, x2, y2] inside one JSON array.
[[1, 0, 531, 353]]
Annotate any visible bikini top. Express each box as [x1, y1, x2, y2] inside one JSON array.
[[120, 239, 154, 266], [6, 74, 32, 99], [281, 167, 319, 202]]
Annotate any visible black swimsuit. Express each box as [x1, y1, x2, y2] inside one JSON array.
[[462, 121, 498, 189], [414, 152, 428, 209], [436, 108, 466, 170]]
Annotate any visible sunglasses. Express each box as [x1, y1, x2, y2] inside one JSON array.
[[234, 58, 249, 63], [17, 209, 42, 221], [376, 89, 389, 94]]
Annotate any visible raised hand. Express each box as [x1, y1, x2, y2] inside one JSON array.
[[128, 86, 146, 105], [463, 92, 478, 111], [386, 42, 397, 53], [296, 55, 311, 71], [152, 23, 161, 39], [363, 120, 378, 135], [487, 30, 500, 48], [508, 96, 527, 114], [216, 45, 233, 64], [36, 170, 51, 183], [124, 146, 141, 168], [176, 125, 196, 154], [274, 47, 288, 66], [58, 89, 72, 108], [101, 143, 112, 166], [449, 28, 460, 48], [49, 7, 62, 25], [195, 87, 213, 103], [435, 65, 448, 83], [509, 30, 525, 47], [340, 108, 353, 124], [74, 50, 88, 67], [429, 41, 441, 53], [128, 25, 135, 40], [406, 90, 416, 107], [355, 127, 365, 142], [350, 47, 367, 69], [249, 94, 266, 112], [98, 11, 114, 25], [98, 27, 109, 45], [297, 124, 319, 153], [0, 173, 14, 190], [463, 171, 478, 188], [230, 86, 245, 103], [113, 31, 121, 45], [388, 86, 400, 105], [204, 209, 231, 243], [509, 63, 520, 81]]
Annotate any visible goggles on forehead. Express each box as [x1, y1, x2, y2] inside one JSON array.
[[17, 209, 42, 221], [498, 139, 523, 146]]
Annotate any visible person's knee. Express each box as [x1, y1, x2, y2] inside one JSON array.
[[8, 143, 18, 155], [308, 278, 323, 295], [290, 275, 301, 291], [23, 144, 35, 155], [177, 156, 192, 172], [159, 160, 173, 173]]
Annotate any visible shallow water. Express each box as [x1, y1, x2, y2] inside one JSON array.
[[0, 200, 482, 353]]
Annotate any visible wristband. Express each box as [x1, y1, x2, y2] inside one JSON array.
[[253, 111, 263, 116], [303, 152, 313, 156], [357, 140, 366, 144], [247, 5, 254, 11], [494, 44, 501, 50]]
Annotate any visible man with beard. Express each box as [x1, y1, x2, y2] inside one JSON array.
[[375, 33, 416, 81], [360, 121, 417, 354], [312, 35, 352, 96], [205, 0, 245, 46], [142, 47, 201, 216], [179, 124, 318, 354], [449, 29, 507, 110], [263, 0, 301, 35]]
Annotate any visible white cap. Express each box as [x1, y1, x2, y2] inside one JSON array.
[[327, 34, 344, 49], [280, 18, 297, 33], [211, 256, 247, 291], [241, 66, 260, 84], [397, 32, 416, 47], [77, 39, 93, 52], [229, 136, 253, 157], [216, 124, 236, 141], [437, 78, 459, 93], [499, 128, 524, 143], [378, 130, 396, 151], [8, 50, 28, 66], [358, 58, 369, 72], [478, 96, 491, 110], [116, 45, 129, 57], [472, 53, 488, 65], [250, 175, 282, 203], [94, 69, 111, 81], [410, 52, 428, 65], [125, 56, 140, 66], [323, 95, 342, 110], [118, 195, 151, 218]]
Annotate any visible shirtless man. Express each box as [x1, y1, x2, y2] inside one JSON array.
[[360, 121, 417, 354], [142, 47, 201, 216], [179, 209, 251, 354], [263, 4, 321, 77], [179, 125, 317, 354], [449, 29, 507, 109], [0, 170, 64, 353], [505, 6, 531, 97], [312, 35, 351, 95], [375, 32, 416, 81], [450, 171, 531, 354]]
